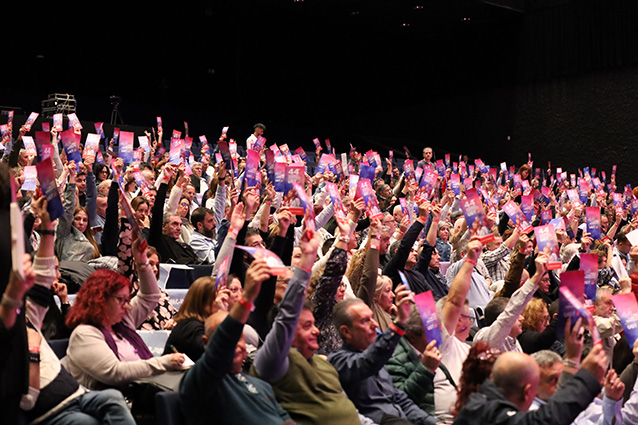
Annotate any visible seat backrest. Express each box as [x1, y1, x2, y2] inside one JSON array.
[[155, 391, 183, 425], [47, 338, 69, 359]]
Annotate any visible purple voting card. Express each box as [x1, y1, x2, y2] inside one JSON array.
[[557, 270, 585, 340], [349, 175, 359, 200], [274, 162, 286, 192], [245, 149, 261, 189], [295, 147, 309, 163], [315, 153, 332, 175], [53, 113, 63, 132], [312, 138, 322, 151], [60, 129, 82, 169], [404, 159, 415, 183], [156, 117, 163, 133], [218, 140, 233, 171], [235, 245, 287, 275], [534, 224, 561, 270], [67, 113, 82, 131], [520, 194, 534, 222], [359, 163, 376, 183], [36, 158, 64, 221], [540, 209, 553, 225], [613, 193, 624, 216], [41, 122, 50, 132], [118, 131, 134, 164], [265, 150, 275, 183], [325, 181, 348, 226], [365, 150, 377, 169], [215, 255, 231, 291], [585, 207, 601, 240], [0, 124, 9, 145], [285, 163, 305, 194], [560, 286, 600, 346], [416, 168, 438, 203], [94, 122, 105, 139], [41, 144, 54, 161], [632, 199, 638, 217], [293, 182, 316, 231], [168, 138, 184, 165], [22, 136, 37, 156], [613, 293, 638, 348], [502, 200, 533, 234], [444, 153, 450, 167], [413, 291, 443, 347], [324, 139, 332, 152], [579, 180, 589, 204], [133, 170, 151, 197], [359, 178, 383, 220], [21, 166, 37, 191], [24, 112, 39, 131], [579, 253, 598, 302], [460, 197, 494, 244], [450, 173, 461, 196], [83, 134, 100, 162]]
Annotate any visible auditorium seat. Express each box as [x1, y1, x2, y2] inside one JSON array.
[[47, 338, 69, 359]]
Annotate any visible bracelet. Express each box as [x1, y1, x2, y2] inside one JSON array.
[[389, 322, 406, 336], [338, 235, 350, 243], [563, 358, 580, 369], [1, 293, 22, 309], [370, 235, 381, 240], [237, 295, 254, 312], [28, 346, 40, 353], [370, 240, 380, 250], [227, 227, 239, 237], [136, 261, 150, 271], [28, 351, 40, 363], [464, 257, 477, 266], [38, 229, 55, 236]]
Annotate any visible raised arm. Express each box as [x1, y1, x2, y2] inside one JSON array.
[[441, 237, 481, 335], [253, 226, 320, 382]]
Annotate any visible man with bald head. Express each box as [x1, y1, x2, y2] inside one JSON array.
[[179, 259, 294, 425], [453, 346, 608, 424]]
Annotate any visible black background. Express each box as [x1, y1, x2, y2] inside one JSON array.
[[3, 0, 638, 185]]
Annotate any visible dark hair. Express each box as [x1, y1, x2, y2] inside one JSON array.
[[453, 341, 500, 418], [131, 195, 149, 212], [191, 206, 214, 229], [483, 297, 509, 326], [332, 298, 365, 338], [254, 123, 266, 131]]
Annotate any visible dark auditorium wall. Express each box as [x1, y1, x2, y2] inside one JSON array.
[[512, 64, 638, 188]]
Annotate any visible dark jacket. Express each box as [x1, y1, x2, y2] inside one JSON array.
[[453, 369, 601, 425], [386, 337, 436, 415]]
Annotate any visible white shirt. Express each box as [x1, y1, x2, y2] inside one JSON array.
[[434, 324, 470, 422]]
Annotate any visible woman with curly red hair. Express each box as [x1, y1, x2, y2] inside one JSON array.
[[62, 236, 185, 390], [453, 341, 501, 418]]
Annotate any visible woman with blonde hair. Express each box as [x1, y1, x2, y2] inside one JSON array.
[[518, 297, 558, 354]]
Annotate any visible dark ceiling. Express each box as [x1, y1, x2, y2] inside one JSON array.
[[0, 0, 582, 154]]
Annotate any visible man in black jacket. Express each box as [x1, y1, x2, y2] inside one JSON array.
[[453, 347, 607, 425]]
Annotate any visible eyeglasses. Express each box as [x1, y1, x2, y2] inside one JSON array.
[[460, 313, 475, 324], [110, 294, 131, 306], [249, 240, 266, 248]]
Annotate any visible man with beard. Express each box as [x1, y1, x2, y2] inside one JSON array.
[[190, 207, 218, 264]]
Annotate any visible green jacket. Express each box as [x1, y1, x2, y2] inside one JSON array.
[[386, 337, 438, 415]]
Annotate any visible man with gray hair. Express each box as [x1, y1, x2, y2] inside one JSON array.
[[328, 292, 441, 425], [593, 285, 623, 368]]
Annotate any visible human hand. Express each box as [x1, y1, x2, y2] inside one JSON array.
[[580, 344, 608, 384], [533, 252, 548, 280], [131, 233, 148, 265], [418, 200, 431, 220], [243, 259, 271, 304], [31, 195, 52, 228], [465, 236, 483, 262], [277, 208, 294, 235], [213, 287, 231, 313], [580, 232, 593, 252], [394, 284, 414, 326], [166, 353, 185, 369], [421, 340, 442, 371], [603, 369, 625, 401], [229, 202, 246, 231], [52, 281, 68, 304], [564, 317, 584, 364]]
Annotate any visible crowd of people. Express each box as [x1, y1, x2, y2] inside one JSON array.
[[2, 115, 638, 425]]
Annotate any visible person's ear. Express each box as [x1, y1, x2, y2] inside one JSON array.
[[339, 325, 351, 341], [202, 334, 209, 346]]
